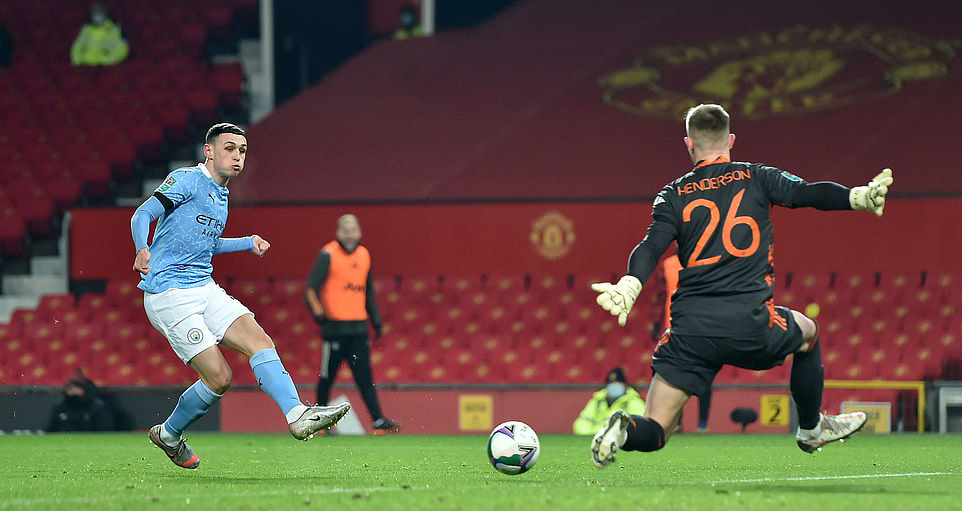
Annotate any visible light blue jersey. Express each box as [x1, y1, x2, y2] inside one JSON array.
[[139, 165, 229, 293]]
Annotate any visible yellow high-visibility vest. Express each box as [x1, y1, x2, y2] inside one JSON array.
[[71, 20, 129, 66]]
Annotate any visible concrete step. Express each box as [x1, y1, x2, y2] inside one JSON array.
[[239, 37, 272, 123], [2, 275, 67, 296], [0, 296, 41, 323], [124, 160, 196, 205], [239, 39, 262, 73], [31, 256, 66, 276], [212, 54, 243, 64], [142, 178, 164, 200], [116, 196, 145, 207]]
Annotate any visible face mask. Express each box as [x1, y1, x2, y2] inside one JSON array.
[[605, 382, 626, 401], [92, 13, 106, 24]]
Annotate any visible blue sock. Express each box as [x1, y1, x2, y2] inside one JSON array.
[[163, 379, 221, 439], [250, 348, 303, 416]]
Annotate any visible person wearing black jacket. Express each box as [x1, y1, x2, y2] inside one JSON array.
[[47, 374, 114, 432]]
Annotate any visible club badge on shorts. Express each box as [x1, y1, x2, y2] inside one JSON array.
[[187, 328, 204, 344]]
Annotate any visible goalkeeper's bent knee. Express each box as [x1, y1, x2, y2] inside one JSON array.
[[622, 415, 666, 452]]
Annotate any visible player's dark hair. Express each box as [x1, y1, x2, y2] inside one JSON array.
[[205, 123, 246, 145], [685, 104, 730, 142]]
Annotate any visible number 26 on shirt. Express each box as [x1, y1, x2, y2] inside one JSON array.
[[682, 189, 760, 268]]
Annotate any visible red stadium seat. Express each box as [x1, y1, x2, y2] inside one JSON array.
[[444, 275, 481, 296], [17, 197, 56, 236], [462, 362, 498, 383], [903, 289, 936, 318], [489, 274, 525, 296], [211, 62, 245, 110], [928, 272, 957, 302], [0, 216, 27, 256], [880, 271, 920, 298], [515, 362, 550, 383], [531, 275, 566, 295], [790, 271, 832, 302], [270, 278, 304, 302], [836, 271, 878, 296]]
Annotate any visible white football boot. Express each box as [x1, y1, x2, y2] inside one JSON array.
[[591, 410, 631, 468], [289, 402, 351, 440], [796, 411, 868, 453]]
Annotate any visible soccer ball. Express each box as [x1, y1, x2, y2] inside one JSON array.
[[487, 421, 540, 475]]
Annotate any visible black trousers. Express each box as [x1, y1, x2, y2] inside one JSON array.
[[316, 334, 384, 421]]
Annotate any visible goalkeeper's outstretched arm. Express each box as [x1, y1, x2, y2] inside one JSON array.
[[591, 223, 673, 326], [626, 228, 674, 285], [775, 168, 893, 217]]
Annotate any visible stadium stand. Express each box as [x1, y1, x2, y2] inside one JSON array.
[[232, 0, 962, 203], [2, 270, 959, 389], [0, 0, 254, 261]]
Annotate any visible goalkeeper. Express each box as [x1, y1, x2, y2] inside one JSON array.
[[589, 104, 892, 467]]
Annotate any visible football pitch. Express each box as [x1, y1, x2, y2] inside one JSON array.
[[1, 434, 960, 511]]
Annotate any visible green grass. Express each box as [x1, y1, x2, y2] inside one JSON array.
[[1, 433, 961, 510]]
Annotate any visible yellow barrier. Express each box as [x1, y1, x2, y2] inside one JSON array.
[[825, 379, 926, 433]]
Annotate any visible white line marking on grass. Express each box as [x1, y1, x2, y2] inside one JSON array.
[[710, 472, 957, 485]]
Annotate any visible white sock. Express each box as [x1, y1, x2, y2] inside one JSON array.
[[286, 404, 308, 424], [159, 424, 180, 446], [618, 429, 628, 447]]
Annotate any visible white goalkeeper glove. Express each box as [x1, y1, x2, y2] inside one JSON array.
[[849, 168, 893, 217], [590, 275, 643, 327]]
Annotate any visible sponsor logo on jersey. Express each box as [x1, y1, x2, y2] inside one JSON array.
[[530, 211, 576, 261], [343, 282, 367, 293], [598, 24, 957, 120], [196, 214, 225, 239], [196, 215, 225, 230]]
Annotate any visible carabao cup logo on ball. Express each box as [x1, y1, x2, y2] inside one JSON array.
[[487, 421, 540, 475]]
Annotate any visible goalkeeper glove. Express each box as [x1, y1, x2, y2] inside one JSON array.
[[849, 168, 893, 217], [590, 275, 643, 327]]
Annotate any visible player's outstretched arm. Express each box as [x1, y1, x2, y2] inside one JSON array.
[[591, 226, 673, 327], [211, 235, 269, 256], [849, 168, 893, 217], [130, 196, 165, 275], [765, 167, 892, 216]]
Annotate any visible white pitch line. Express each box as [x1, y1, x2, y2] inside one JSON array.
[[710, 472, 957, 484]]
